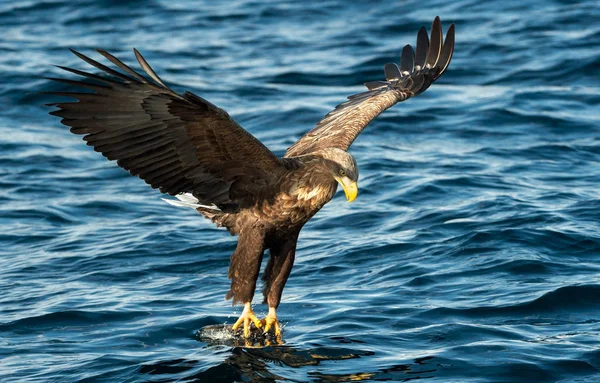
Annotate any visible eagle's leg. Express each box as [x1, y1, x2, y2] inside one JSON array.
[[227, 226, 266, 337], [261, 231, 299, 336]]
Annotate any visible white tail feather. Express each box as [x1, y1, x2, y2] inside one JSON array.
[[162, 193, 221, 211], [175, 193, 199, 203]]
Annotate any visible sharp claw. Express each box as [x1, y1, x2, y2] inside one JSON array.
[[263, 320, 272, 334], [232, 317, 243, 331]]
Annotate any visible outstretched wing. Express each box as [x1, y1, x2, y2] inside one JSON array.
[[48, 49, 286, 210], [285, 17, 455, 158]]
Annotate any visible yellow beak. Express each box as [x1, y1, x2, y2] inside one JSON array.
[[335, 176, 358, 202]]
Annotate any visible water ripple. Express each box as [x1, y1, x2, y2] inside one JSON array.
[[1, 0, 600, 382]]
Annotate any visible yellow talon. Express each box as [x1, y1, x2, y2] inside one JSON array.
[[261, 307, 281, 336], [232, 302, 262, 338], [251, 313, 262, 329]]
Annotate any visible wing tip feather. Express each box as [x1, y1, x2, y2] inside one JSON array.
[[132, 48, 172, 90]]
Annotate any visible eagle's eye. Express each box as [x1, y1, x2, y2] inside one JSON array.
[[339, 169, 346, 177]]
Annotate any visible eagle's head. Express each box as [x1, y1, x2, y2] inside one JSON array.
[[315, 148, 359, 202]]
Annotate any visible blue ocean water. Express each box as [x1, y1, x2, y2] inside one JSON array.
[[1, 0, 600, 381]]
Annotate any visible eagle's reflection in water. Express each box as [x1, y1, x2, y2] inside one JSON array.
[[139, 326, 437, 382]]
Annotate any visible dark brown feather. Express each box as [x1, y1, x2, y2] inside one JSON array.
[[414, 27, 429, 68], [262, 230, 299, 308], [227, 225, 266, 305], [48, 49, 287, 211]]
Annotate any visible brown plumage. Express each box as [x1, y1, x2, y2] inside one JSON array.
[[47, 17, 455, 337]]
